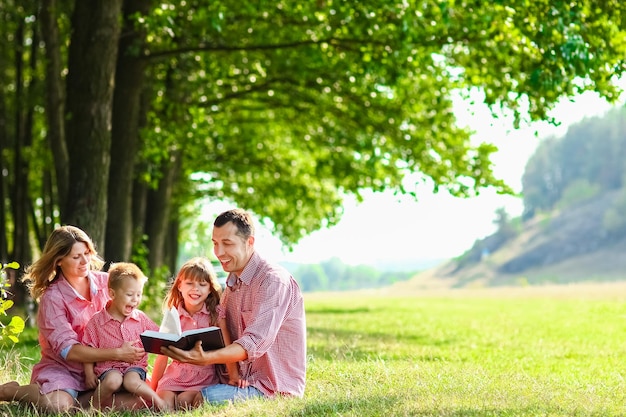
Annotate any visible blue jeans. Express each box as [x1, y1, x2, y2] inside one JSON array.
[[200, 384, 264, 404]]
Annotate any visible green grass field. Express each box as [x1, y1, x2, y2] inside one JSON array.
[[2, 283, 626, 416]]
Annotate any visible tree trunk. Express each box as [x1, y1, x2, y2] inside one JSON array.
[[165, 218, 179, 274], [105, 0, 151, 262], [63, 0, 122, 249], [0, 29, 8, 261], [145, 149, 181, 271], [10, 13, 35, 308], [39, 0, 69, 212], [130, 178, 148, 269]]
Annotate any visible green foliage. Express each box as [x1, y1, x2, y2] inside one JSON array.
[[492, 206, 521, 240], [131, 0, 626, 245], [0, 262, 25, 345], [140, 265, 171, 315], [176, 200, 217, 263], [523, 106, 626, 216], [603, 187, 626, 235], [3, 0, 626, 275], [130, 234, 151, 274], [556, 178, 602, 210]]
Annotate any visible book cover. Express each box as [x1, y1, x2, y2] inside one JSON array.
[[140, 306, 225, 354], [140, 326, 225, 354]]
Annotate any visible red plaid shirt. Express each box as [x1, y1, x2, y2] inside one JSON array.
[[221, 251, 306, 397], [82, 301, 158, 376]]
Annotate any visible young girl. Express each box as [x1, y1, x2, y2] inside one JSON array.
[[150, 257, 243, 409]]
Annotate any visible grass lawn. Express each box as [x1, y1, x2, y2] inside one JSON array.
[[2, 283, 626, 416]]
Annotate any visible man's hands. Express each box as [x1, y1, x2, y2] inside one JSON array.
[[161, 340, 211, 366]]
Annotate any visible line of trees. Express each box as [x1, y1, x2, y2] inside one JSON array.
[[292, 258, 417, 292], [456, 105, 626, 273], [522, 106, 626, 217], [2, 0, 625, 296]]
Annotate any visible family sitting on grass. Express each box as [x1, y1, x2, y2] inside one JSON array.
[[0, 209, 307, 413]]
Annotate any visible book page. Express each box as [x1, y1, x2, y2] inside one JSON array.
[[159, 306, 182, 335], [182, 326, 220, 337], [141, 330, 180, 342]]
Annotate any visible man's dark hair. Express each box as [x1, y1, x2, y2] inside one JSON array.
[[214, 209, 255, 239]]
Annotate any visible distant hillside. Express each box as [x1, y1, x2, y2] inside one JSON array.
[[398, 106, 626, 290], [399, 189, 626, 290]]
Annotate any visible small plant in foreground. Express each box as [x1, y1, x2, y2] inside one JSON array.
[[1, 262, 25, 345]]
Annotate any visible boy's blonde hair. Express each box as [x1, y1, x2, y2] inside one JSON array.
[[107, 262, 147, 289]]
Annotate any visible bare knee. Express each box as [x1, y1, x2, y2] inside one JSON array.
[[177, 390, 203, 409], [158, 390, 177, 410], [40, 391, 77, 413], [122, 372, 143, 393], [100, 371, 123, 393]]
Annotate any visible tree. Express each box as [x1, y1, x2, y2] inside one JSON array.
[[62, 0, 123, 247], [1, 1, 626, 279], [522, 107, 626, 215]]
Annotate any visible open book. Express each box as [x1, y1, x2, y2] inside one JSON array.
[[140, 307, 225, 354]]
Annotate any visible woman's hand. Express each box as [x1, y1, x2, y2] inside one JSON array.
[[117, 341, 145, 363]]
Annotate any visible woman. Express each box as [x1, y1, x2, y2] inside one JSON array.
[[0, 226, 148, 412]]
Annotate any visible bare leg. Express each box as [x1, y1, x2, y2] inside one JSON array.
[[157, 389, 177, 410], [0, 382, 77, 413], [37, 390, 79, 413], [0, 381, 20, 401], [122, 372, 168, 410], [177, 390, 202, 410], [89, 371, 123, 410], [80, 391, 152, 411]]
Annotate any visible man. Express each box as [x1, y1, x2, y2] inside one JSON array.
[[162, 208, 306, 404]]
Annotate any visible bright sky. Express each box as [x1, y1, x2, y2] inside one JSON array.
[[206, 83, 625, 268]]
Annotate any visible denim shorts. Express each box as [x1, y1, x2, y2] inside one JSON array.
[[99, 366, 147, 381], [61, 388, 80, 399], [200, 383, 264, 404]]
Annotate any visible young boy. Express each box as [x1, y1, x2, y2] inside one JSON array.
[[82, 262, 167, 410]]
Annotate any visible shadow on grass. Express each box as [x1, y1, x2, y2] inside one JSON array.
[[306, 306, 373, 315], [0, 400, 616, 417], [407, 406, 617, 417], [306, 324, 455, 362], [0, 402, 144, 417], [289, 396, 618, 417]]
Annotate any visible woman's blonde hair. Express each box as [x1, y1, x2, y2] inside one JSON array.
[[22, 225, 104, 300], [164, 257, 222, 324]]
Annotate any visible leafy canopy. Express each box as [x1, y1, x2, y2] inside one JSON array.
[[112, 1, 626, 244]]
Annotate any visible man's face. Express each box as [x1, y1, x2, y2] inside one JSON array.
[[212, 221, 254, 276]]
